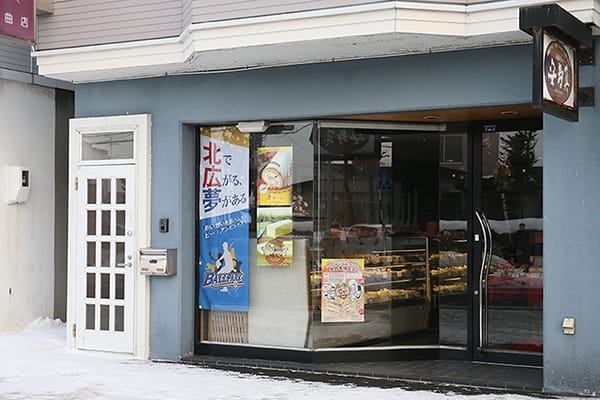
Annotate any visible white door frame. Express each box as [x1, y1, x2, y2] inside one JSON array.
[[68, 114, 151, 358]]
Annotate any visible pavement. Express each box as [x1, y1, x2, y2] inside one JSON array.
[[181, 356, 552, 397]]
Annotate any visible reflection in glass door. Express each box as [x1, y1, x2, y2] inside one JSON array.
[[477, 128, 543, 355], [313, 123, 470, 349]]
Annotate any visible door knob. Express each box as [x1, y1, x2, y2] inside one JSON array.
[[117, 262, 133, 268]]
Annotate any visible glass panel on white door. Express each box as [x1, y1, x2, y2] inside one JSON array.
[[82, 132, 134, 161], [78, 166, 135, 353]]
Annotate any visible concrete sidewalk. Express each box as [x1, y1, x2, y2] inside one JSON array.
[[181, 356, 549, 396]]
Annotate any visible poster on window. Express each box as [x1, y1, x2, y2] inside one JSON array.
[[257, 207, 293, 267], [321, 259, 365, 323], [257, 146, 293, 206], [199, 127, 250, 312]]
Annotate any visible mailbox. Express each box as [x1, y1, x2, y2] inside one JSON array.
[[139, 248, 177, 276]]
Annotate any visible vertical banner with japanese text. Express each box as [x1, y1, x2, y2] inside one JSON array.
[[199, 127, 250, 311], [321, 259, 365, 323]]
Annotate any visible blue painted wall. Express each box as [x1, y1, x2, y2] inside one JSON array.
[[543, 38, 600, 396], [75, 45, 533, 360]]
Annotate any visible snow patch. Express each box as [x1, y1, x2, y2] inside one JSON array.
[[0, 317, 580, 400], [24, 316, 66, 331]]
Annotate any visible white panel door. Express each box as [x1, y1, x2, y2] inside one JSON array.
[[76, 165, 135, 353]]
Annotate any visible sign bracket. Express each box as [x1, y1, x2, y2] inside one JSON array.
[[520, 4, 594, 122]]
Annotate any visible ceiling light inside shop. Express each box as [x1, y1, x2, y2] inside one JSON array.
[[423, 115, 440, 121], [500, 111, 518, 116]]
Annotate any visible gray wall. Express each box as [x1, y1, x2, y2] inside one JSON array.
[[74, 45, 532, 359], [0, 78, 56, 330], [543, 39, 600, 396]]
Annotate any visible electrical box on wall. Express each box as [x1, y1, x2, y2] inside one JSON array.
[[6, 166, 30, 205], [139, 248, 177, 276], [562, 317, 576, 335]]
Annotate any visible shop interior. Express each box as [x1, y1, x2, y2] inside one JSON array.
[[198, 105, 543, 361]]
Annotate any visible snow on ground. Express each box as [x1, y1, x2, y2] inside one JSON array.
[[0, 318, 575, 400]]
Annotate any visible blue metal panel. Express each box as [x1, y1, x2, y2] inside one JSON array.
[[543, 38, 600, 396], [75, 45, 533, 360]]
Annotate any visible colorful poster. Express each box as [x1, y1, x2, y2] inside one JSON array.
[[199, 127, 250, 312], [321, 259, 365, 323], [257, 146, 293, 206], [257, 207, 293, 267]]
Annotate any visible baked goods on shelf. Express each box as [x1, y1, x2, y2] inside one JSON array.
[[313, 238, 430, 305], [433, 282, 467, 295], [430, 265, 467, 279], [437, 252, 467, 267], [365, 288, 423, 304]]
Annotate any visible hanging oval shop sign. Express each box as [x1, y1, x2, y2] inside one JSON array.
[[542, 33, 576, 110], [520, 3, 593, 122]]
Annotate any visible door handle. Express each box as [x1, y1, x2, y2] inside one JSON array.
[[475, 210, 494, 349], [481, 212, 493, 348], [474, 210, 488, 349], [474, 210, 488, 286], [117, 262, 133, 268]]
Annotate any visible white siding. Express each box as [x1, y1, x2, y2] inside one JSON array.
[[37, 0, 183, 50], [36, 0, 507, 50], [187, 0, 497, 23], [182, 0, 194, 29], [188, 0, 383, 23]]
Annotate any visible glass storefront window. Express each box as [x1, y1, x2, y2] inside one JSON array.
[[199, 120, 542, 353], [312, 124, 469, 348], [199, 122, 315, 349]]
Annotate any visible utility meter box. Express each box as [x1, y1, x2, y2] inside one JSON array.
[[6, 166, 30, 205], [139, 248, 177, 276]]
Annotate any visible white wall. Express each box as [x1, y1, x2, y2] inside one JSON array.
[[0, 78, 56, 330]]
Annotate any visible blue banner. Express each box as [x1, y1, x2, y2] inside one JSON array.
[[198, 128, 249, 312]]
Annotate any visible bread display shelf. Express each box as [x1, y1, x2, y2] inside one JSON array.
[[312, 242, 474, 303], [312, 236, 431, 304], [430, 265, 467, 279], [433, 283, 468, 295], [365, 288, 423, 304], [430, 253, 468, 297]]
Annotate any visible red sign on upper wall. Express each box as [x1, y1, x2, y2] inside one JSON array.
[[0, 0, 35, 42]]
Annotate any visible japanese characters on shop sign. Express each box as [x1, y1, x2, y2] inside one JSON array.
[[201, 140, 247, 214], [1, 0, 34, 42]]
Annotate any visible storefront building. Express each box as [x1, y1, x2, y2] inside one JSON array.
[[34, 0, 600, 395]]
